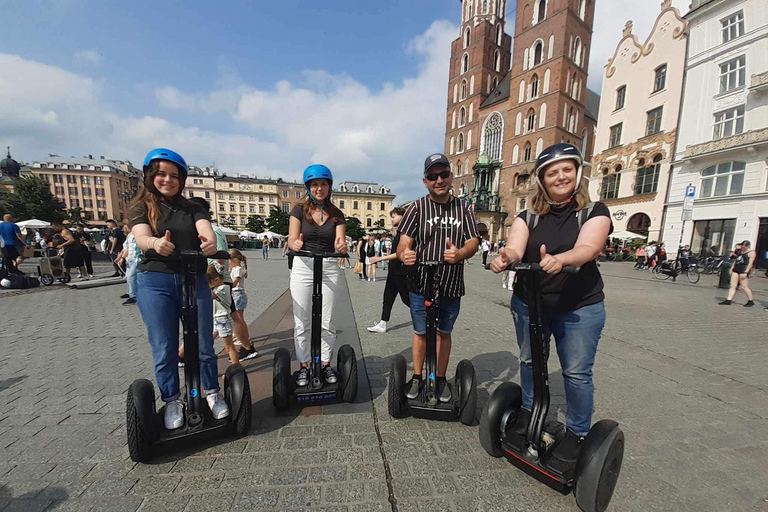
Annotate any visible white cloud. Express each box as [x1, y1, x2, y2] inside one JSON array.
[[74, 49, 102, 64], [588, 0, 689, 92]]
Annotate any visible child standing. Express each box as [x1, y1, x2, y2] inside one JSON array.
[[208, 265, 239, 364], [229, 248, 250, 319]]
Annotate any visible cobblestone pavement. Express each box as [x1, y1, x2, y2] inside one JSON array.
[[2, 250, 768, 512], [348, 258, 768, 512]]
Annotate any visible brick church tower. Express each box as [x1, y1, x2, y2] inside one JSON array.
[[445, 0, 597, 241]]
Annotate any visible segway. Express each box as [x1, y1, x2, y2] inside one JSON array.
[[388, 261, 477, 425], [126, 250, 252, 463], [272, 250, 358, 409], [478, 263, 623, 512]]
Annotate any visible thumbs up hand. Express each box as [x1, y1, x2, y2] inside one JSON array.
[[443, 237, 463, 264], [198, 234, 217, 256], [291, 233, 304, 252], [155, 230, 176, 256], [490, 247, 512, 274], [539, 244, 563, 274]]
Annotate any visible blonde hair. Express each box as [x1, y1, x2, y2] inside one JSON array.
[[229, 248, 248, 279], [528, 177, 591, 215]]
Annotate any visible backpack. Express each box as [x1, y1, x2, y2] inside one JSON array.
[[366, 243, 375, 257], [525, 202, 596, 233]]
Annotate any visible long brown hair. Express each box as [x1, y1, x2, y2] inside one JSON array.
[[229, 248, 248, 278], [300, 185, 343, 225], [528, 177, 591, 216], [129, 160, 190, 235]]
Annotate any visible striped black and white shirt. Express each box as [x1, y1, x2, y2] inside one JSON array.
[[398, 195, 480, 298]]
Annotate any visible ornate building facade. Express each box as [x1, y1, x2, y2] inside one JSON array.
[[588, 1, 688, 242], [445, 0, 598, 241]]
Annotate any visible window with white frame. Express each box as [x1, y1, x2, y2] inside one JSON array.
[[531, 74, 539, 99], [456, 160, 463, 177], [496, 25, 502, 46], [653, 64, 666, 93], [713, 105, 745, 140], [482, 0, 488, 14], [464, 27, 471, 48], [615, 85, 626, 110], [494, 50, 501, 72], [458, 133, 465, 153], [526, 109, 536, 133], [601, 173, 620, 200], [609, 123, 622, 148], [532, 41, 543, 67], [634, 155, 662, 194], [459, 107, 466, 127], [535, 0, 546, 24], [579, 0, 586, 20], [483, 112, 503, 161], [573, 38, 583, 67], [719, 56, 745, 93], [700, 162, 745, 198], [462, 53, 469, 74], [646, 106, 663, 136], [721, 11, 744, 43], [461, 79, 467, 100], [523, 143, 532, 162]]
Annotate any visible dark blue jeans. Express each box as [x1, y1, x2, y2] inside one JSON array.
[[136, 271, 219, 402], [511, 296, 605, 436]]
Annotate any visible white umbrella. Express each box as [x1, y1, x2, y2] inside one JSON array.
[[239, 230, 259, 239], [257, 231, 285, 240], [218, 226, 239, 236], [16, 219, 51, 229], [610, 230, 646, 241]]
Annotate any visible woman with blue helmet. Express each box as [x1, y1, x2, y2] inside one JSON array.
[[287, 164, 348, 387], [129, 148, 228, 431]]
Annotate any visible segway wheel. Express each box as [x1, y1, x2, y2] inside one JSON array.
[[337, 344, 358, 402], [126, 379, 156, 463], [387, 354, 407, 418], [40, 274, 54, 286], [59, 273, 71, 284], [454, 359, 477, 426], [273, 347, 292, 410], [574, 422, 624, 512], [478, 382, 522, 457], [225, 364, 252, 436]]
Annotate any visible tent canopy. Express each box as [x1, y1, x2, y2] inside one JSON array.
[[16, 219, 51, 229], [218, 226, 240, 236], [610, 230, 646, 241], [239, 230, 259, 239], [257, 231, 285, 239]]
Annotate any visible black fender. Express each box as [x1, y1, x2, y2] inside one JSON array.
[[129, 379, 158, 441], [454, 359, 477, 425], [225, 364, 247, 421], [478, 382, 522, 457], [574, 421, 624, 512], [337, 344, 358, 402], [575, 420, 621, 481]]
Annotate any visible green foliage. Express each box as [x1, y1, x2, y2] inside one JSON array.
[[0, 176, 64, 222], [266, 206, 289, 235], [345, 216, 366, 240], [66, 207, 90, 227], [221, 216, 237, 229], [245, 215, 266, 233], [368, 218, 389, 237]]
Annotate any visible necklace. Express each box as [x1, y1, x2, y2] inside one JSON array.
[[161, 201, 178, 213]]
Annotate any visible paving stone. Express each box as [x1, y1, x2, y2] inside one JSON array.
[[324, 482, 365, 503], [185, 491, 236, 512], [129, 475, 181, 496], [217, 470, 268, 489], [80, 478, 137, 499], [231, 489, 280, 510], [169, 457, 215, 474], [266, 467, 308, 486], [134, 494, 190, 512], [348, 462, 385, 481], [280, 485, 322, 507], [173, 473, 223, 494], [308, 466, 347, 483]]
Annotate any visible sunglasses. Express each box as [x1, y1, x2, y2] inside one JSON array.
[[425, 170, 451, 182]]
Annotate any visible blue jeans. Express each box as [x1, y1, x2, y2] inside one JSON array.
[[409, 292, 461, 335], [511, 296, 605, 436], [136, 271, 219, 402], [125, 259, 139, 298], [262, 246, 269, 260]]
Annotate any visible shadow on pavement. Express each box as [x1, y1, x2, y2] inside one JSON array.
[[0, 375, 26, 392], [0, 484, 68, 510]]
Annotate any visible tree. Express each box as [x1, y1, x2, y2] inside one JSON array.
[[265, 206, 289, 235], [66, 207, 90, 227], [245, 215, 265, 233], [368, 218, 389, 237], [0, 176, 64, 222], [345, 216, 366, 240], [221, 216, 237, 229]]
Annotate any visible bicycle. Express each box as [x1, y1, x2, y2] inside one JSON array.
[[652, 259, 700, 284]]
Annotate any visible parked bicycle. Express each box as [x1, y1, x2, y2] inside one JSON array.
[[652, 259, 700, 284]]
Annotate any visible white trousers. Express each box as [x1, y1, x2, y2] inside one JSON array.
[[290, 256, 342, 363]]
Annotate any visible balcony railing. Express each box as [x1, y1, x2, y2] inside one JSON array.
[[685, 127, 768, 159]]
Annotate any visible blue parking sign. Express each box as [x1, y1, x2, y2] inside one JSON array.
[[686, 186, 696, 197]]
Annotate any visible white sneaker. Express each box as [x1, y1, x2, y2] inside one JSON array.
[[206, 392, 230, 419], [502, 284, 507, 289], [367, 320, 387, 333], [164, 399, 185, 430]]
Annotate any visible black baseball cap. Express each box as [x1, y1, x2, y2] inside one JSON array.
[[424, 153, 450, 175]]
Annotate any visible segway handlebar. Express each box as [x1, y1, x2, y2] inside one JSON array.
[[287, 250, 348, 259], [508, 262, 580, 274], [144, 249, 231, 261]]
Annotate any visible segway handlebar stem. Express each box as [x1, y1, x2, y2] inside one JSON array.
[[287, 250, 348, 259], [144, 249, 231, 262], [506, 263, 580, 274]]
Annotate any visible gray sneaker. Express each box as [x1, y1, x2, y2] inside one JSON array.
[[405, 378, 421, 399], [296, 367, 310, 387], [206, 392, 230, 420], [438, 380, 452, 403], [164, 399, 185, 430]]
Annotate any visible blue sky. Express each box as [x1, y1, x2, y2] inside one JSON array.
[[1, 0, 686, 203]]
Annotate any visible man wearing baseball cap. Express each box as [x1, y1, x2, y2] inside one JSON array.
[[396, 153, 480, 402]]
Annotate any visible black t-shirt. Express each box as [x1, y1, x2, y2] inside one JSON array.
[[390, 232, 407, 276], [290, 204, 345, 253], [513, 201, 612, 312], [398, 195, 480, 298], [110, 228, 126, 254], [130, 198, 209, 274]]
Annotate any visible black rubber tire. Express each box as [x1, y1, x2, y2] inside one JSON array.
[[60, 273, 71, 284], [272, 347, 292, 410], [455, 359, 477, 426], [478, 382, 522, 457], [575, 428, 625, 512], [229, 371, 252, 435], [686, 267, 700, 284], [388, 354, 407, 418], [337, 344, 358, 403], [126, 379, 155, 463], [40, 274, 54, 286]]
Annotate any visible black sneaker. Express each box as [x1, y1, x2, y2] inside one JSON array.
[[322, 365, 338, 384], [296, 367, 310, 387], [744, 300, 755, 307], [551, 430, 585, 464], [405, 378, 421, 399], [238, 347, 258, 361], [514, 408, 532, 436], [111, 272, 121, 278], [120, 293, 130, 299], [719, 300, 732, 305], [122, 297, 136, 306], [437, 380, 452, 403]]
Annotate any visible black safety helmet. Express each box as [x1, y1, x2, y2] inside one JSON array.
[[532, 143, 584, 204]]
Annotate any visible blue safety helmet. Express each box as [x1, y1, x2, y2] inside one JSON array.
[[143, 148, 189, 179], [302, 164, 333, 205]]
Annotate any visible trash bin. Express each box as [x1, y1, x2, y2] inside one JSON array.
[[718, 259, 733, 288]]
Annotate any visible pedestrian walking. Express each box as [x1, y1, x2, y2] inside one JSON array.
[[75, 226, 95, 278], [356, 237, 368, 280], [645, 242, 656, 270], [398, 152, 480, 402], [106, 219, 126, 277], [287, 164, 347, 387], [52, 220, 87, 279], [481, 238, 491, 266], [129, 148, 230, 429], [490, 143, 612, 465], [721, 240, 756, 307], [634, 244, 646, 269], [366, 236, 377, 282], [0, 214, 27, 274], [262, 236, 270, 260], [117, 229, 140, 305], [367, 207, 410, 333]]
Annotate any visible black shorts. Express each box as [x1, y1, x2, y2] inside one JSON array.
[[225, 282, 237, 313]]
